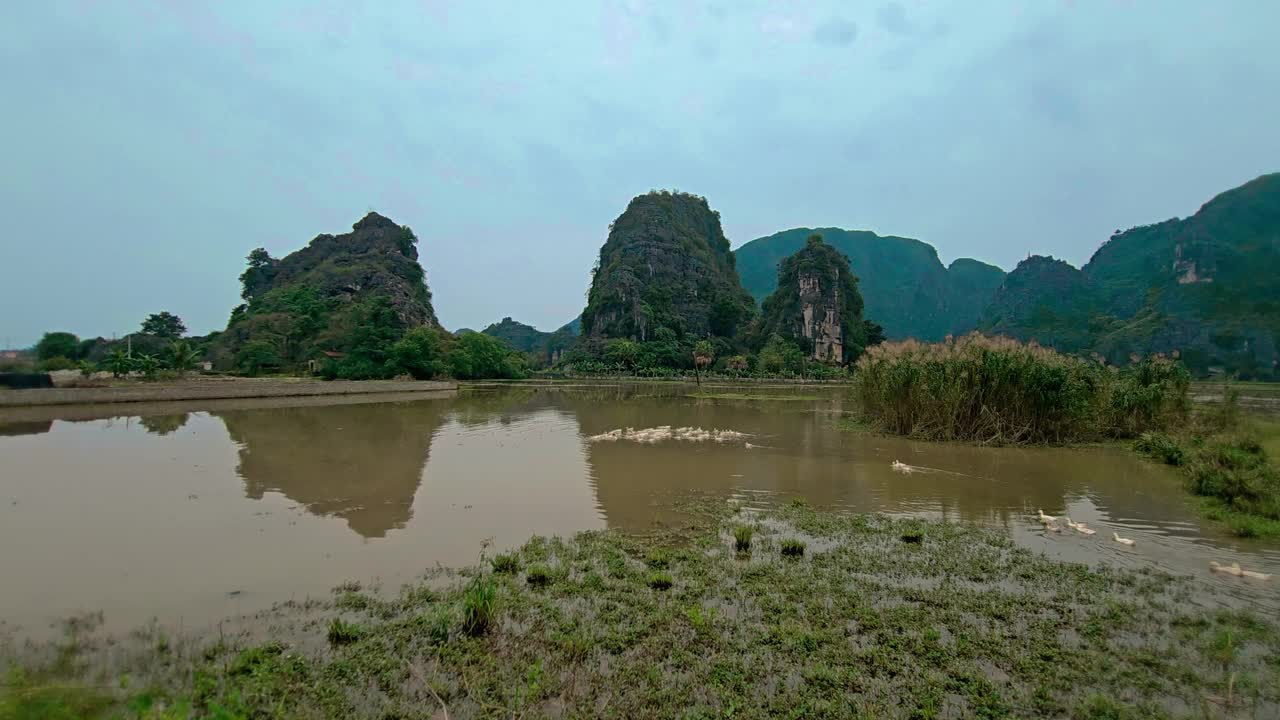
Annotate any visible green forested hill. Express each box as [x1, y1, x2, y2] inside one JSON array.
[[980, 173, 1280, 377], [734, 228, 1003, 341], [481, 317, 575, 365], [210, 212, 440, 373], [581, 191, 756, 342]]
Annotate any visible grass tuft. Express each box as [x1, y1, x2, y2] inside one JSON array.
[[732, 525, 753, 552], [526, 564, 552, 588], [461, 576, 498, 636], [779, 539, 806, 557], [326, 618, 363, 646], [491, 552, 520, 574], [646, 571, 674, 590]]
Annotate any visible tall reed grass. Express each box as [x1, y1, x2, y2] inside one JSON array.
[[852, 334, 1188, 444]]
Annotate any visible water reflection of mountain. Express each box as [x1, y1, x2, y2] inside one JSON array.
[[215, 399, 448, 539], [0, 420, 53, 437]]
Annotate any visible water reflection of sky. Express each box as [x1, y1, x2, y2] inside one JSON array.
[[1, 386, 1276, 637]]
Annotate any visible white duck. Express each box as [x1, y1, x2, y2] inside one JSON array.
[[1210, 561, 1273, 580], [891, 460, 914, 474], [1064, 517, 1096, 535], [1037, 509, 1056, 524], [1112, 532, 1135, 546]]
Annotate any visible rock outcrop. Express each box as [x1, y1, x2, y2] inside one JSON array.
[[212, 212, 440, 371], [581, 191, 756, 342], [754, 234, 870, 363], [735, 227, 1004, 341]]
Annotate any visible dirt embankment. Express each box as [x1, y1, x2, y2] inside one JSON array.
[[0, 376, 456, 407]]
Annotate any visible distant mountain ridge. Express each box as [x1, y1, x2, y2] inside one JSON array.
[[980, 173, 1280, 378], [734, 228, 1004, 341]]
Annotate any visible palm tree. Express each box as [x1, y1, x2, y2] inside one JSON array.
[[692, 340, 715, 387]]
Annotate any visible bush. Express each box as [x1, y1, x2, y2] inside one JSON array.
[[853, 334, 1188, 444], [38, 356, 76, 371], [1133, 432, 1185, 466], [35, 332, 81, 361], [389, 326, 448, 380], [461, 576, 497, 636], [733, 526, 753, 552], [1185, 435, 1280, 522]]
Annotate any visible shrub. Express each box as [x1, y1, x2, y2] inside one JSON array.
[[780, 539, 806, 557], [733, 526, 753, 552], [647, 571, 673, 590], [853, 334, 1188, 444], [461, 576, 497, 636], [1133, 432, 1185, 466], [38, 356, 76, 371], [1185, 435, 1280, 522], [491, 552, 519, 574]]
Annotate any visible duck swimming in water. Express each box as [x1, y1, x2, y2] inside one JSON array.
[[1037, 509, 1056, 524], [891, 460, 914, 474], [1112, 532, 1135, 546]]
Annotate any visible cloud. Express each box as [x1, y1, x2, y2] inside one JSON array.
[[877, 2, 915, 35], [812, 17, 858, 47]]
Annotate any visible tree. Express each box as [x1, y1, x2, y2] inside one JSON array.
[[36, 332, 80, 361], [693, 340, 715, 386], [603, 339, 640, 371], [448, 332, 528, 380], [239, 248, 277, 301], [165, 340, 201, 375], [389, 326, 448, 380], [236, 340, 282, 376], [141, 312, 186, 339]]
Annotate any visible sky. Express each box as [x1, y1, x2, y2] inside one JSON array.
[[2, 1, 1278, 346]]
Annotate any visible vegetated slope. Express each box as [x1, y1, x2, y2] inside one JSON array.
[[211, 212, 440, 371], [481, 317, 576, 365], [581, 191, 756, 342], [735, 228, 1004, 341], [980, 173, 1280, 377], [753, 234, 871, 363]]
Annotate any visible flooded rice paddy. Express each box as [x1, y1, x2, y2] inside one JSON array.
[[1, 383, 1276, 638]]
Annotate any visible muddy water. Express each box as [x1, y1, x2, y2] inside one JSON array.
[[1, 383, 1276, 638]]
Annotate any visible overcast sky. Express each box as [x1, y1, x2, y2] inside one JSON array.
[[3, 1, 1278, 346]]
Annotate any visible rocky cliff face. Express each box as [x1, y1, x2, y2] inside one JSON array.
[[581, 191, 756, 342], [735, 228, 1004, 341], [980, 173, 1280, 377], [212, 212, 440, 370], [755, 234, 869, 363]]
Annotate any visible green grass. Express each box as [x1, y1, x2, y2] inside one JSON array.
[[685, 392, 824, 401], [525, 563, 552, 587], [461, 575, 498, 637], [325, 618, 363, 646], [1133, 400, 1280, 538], [5, 503, 1279, 718], [732, 525, 753, 552]]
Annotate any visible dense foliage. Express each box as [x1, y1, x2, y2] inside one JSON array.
[[581, 191, 756, 343], [853, 334, 1190, 444], [981, 173, 1280, 379], [735, 227, 1005, 341], [139, 311, 186, 339], [752, 234, 873, 364], [34, 331, 80, 362]]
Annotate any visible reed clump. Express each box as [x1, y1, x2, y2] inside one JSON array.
[[852, 334, 1188, 444]]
